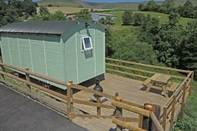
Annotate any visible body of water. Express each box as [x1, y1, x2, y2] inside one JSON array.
[[82, 0, 164, 2]]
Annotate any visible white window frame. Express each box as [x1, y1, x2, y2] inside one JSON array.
[[82, 36, 93, 51]]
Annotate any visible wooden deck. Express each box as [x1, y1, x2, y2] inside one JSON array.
[[73, 73, 169, 118]]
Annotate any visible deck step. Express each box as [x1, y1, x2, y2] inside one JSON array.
[[72, 116, 116, 131]]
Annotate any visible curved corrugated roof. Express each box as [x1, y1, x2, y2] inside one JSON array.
[[0, 20, 81, 35]]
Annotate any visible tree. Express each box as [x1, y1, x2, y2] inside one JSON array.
[[161, 0, 175, 13], [75, 9, 92, 20], [138, 3, 144, 11], [98, 18, 105, 24], [155, 12, 183, 67], [181, 1, 195, 18], [31, 10, 66, 21], [51, 10, 66, 20], [39, 6, 50, 16], [122, 10, 132, 25], [105, 27, 114, 57], [179, 20, 197, 78], [133, 13, 144, 26], [113, 35, 159, 65], [99, 16, 114, 25], [142, 0, 159, 12], [138, 15, 160, 46], [163, 0, 174, 8], [22, 0, 37, 18], [0, 1, 19, 27], [1, 6, 18, 25], [184, 1, 193, 7]]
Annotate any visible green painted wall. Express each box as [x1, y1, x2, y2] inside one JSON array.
[[62, 21, 105, 84], [1, 33, 66, 89], [1, 21, 105, 89]]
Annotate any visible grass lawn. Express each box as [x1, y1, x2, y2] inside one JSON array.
[[45, 7, 85, 14], [106, 11, 194, 37], [173, 81, 197, 130], [110, 11, 194, 27], [38, 0, 79, 7], [37, 6, 111, 14]]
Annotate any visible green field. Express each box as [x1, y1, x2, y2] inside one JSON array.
[[38, 0, 79, 7], [110, 11, 193, 26], [38, 0, 197, 9], [106, 11, 194, 37]]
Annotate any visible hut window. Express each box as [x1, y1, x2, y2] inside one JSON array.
[[82, 36, 93, 51]]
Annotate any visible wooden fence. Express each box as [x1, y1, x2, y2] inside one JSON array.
[[0, 58, 194, 131], [105, 58, 194, 131]]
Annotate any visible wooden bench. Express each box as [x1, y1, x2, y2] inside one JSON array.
[[166, 82, 179, 92], [142, 78, 179, 95], [142, 78, 151, 87]]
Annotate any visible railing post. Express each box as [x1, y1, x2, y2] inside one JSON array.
[[167, 69, 170, 75], [179, 81, 187, 119], [0, 62, 5, 80], [97, 96, 101, 115], [143, 103, 161, 131], [116, 61, 119, 75], [25, 67, 31, 93], [138, 113, 143, 128], [170, 95, 176, 130], [189, 71, 194, 95], [162, 106, 167, 131], [114, 92, 123, 131], [139, 65, 142, 81], [67, 80, 73, 119]]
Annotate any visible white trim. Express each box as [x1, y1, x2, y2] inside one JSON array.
[[28, 34, 33, 72], [82, 36, 93, 51], [43, 35, 48, 78], [16, 34, 22, 68], [94, 29, 96, 76], [75, 32, 79, 83]]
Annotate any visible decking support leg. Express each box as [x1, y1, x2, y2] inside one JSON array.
[[143, 104, 161, 131], [114, 92, 123, 131]]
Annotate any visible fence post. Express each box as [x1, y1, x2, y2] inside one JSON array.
[[162, 106, 167, 131], [67, 80, 73, 119], [167, 69, 170, 75], [143, 103, 161, 131], [114, 92, 123, 131], [97, 96, 101, 115], [138, 113, 143, 128], [116, 61, 119, 75], [25, 67, 31, 93], [139, 65, 142, 81], [170, 95, 176, 130], [0, 62, 5, 80], [189, 71, 194, 95], [179, 81, 187, 119]]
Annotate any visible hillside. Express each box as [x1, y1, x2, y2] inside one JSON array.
[[37, 0, 197, 10]]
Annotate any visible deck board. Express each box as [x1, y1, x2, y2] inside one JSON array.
[[73, 73, 169, 115]]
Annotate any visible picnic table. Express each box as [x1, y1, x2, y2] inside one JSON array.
[[142, 73, 179, 98]]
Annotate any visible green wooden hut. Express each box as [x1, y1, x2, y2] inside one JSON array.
[[0, 20, 105, 90]]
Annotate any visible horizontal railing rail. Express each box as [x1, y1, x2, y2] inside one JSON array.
[[112, 97, 164, 131], [106, 58, 194, 131], [0, 58, 194, 131], [106, 58, 190, 81]]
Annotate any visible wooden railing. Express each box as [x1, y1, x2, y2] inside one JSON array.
[[0, 61, 69, 108], [161, 71, 194, 130], [0, 58, 194, 131], [106, 58, 191, 81], [66, 82, 142, 120], [111, 97, 164, 131], [106, 58, 194, 131], [0, 61, 146, 130]]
